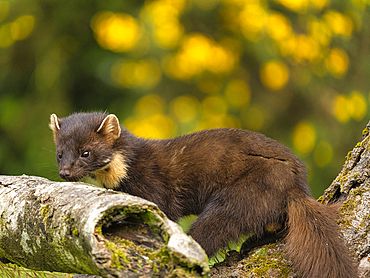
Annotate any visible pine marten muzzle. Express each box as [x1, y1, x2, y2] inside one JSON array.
[[50, 112, 356, 278]]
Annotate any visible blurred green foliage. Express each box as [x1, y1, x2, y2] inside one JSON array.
[[1, 0, 370, 198]]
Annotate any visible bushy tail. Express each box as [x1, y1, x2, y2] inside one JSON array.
[[285, 195, 356, 278]]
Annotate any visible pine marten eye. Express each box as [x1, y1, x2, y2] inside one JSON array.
[[81, 151, 90, 158], [57, 152, 62, 159]]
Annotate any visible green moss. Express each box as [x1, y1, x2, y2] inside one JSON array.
[[105, 240, 131, 270], [346, 151, 352, 161], [3, 200, 101, 275], [95, 205, 208, 276], [95, 225, 102, 235], [338, 173, 350, 192], [362, 127, 369, 136], [338, 187, 369, 228], [255, 248, 267, 257], [39, 204, 50, 216], [353, 187, 365, 197], [103, 234, 175, 275], [243, 244, 292, 277], [318, 192, 334, 204], [62, 213, 71, 222], [38, 204, 51, 230], [355, 142, 362, 148], [361, 214, 370, 237]]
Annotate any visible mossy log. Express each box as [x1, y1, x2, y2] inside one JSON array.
[[320, 121, 370, 278], [0, 175, 209, 278], [211, 122, 370, 278]]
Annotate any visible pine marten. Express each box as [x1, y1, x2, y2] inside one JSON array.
[[49, 112, 356, 277]]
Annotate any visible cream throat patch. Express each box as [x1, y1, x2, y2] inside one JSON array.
[[92, 151, 128, 189]]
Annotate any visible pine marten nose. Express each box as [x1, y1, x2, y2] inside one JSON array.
[[59, 169, 71, 179]]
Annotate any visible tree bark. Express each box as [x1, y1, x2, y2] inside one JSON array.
[[320, 121, 370, 278], [0, 175, 209, 278]]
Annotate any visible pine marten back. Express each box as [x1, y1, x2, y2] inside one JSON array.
[[50, 112, 356, 277]]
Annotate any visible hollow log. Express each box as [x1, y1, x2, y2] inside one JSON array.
[[0, 175, 209, 278]]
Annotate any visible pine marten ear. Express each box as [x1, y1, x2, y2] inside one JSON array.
[[97, 114, 121, 142], [49, 114, 61, 140]]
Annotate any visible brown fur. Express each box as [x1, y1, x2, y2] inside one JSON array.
[[50, 112, 356, 277], [285, 196, 354, 277]]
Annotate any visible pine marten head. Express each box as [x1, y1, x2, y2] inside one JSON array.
[[49, 112, 127, 188]]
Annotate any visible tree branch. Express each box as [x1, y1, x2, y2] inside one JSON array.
[[0, 175, 209, 278]]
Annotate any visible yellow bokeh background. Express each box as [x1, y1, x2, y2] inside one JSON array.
[[91, 11, 141, 52], [85, 0, 370, 198], [260, 60, 290, 91], [1, 0, 370, 203], [293, 122, 316, 155], [2, 1, 370, 274], [0, 14, 35, 48]]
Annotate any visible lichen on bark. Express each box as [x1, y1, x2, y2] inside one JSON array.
[[0, 175, 209, 278]]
